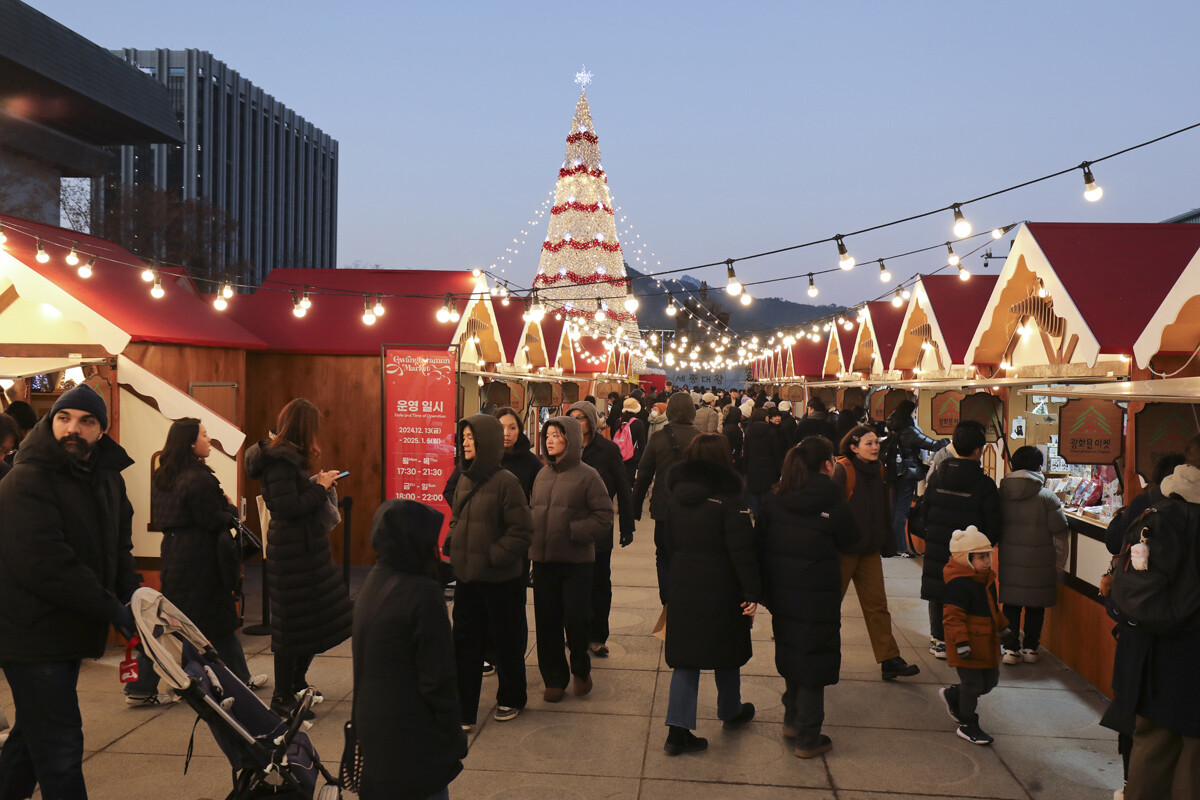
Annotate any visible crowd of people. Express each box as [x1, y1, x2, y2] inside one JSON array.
[[0, 382, 1197, 799]]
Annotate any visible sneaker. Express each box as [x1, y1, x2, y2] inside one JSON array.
[[125, 693, 180, 707], [794, 734, 833, 759], [493, 705, 521, 722], [664, 725, 708, 756], [589, 642, 610, 657], [939, 686, 962, 724], [1001, 648, 1020, 665], [722, 702, 755, 730], [929, 639, 947, 659], [1020, 648, 1040, 663], [481, 661, 496, 677], [956, 718, 994, 745], [881, 656, 921, 680], [572, 675, 593, 696], [246, 674, 270, 690]]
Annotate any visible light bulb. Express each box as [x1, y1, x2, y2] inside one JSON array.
[[666, 294, 677, 316], [501, 295, 510, 307], [593, 298, 606, 322], [436, 306, 450, 324], [1000, 361, 1012, 370], [77, 257, 95, 279], [807, 274, 818, 298], [892, 290, 904, 307], [624, 284, 639, 312], [902, 288, 911, 300], [363, 297, 376, 325], [222, 282, 234, 299], [725, 262, 742, 296], [150, 275, 165, 299], [213, 296, 228, 311], [292, 292, 306, 318], [836, 238, 854, 270], [1082, 165, 1103, 202], [952, 206, 972, 238], [740, 292, 752, 306], [471, 268, 482, 277], [991, 227, 1004, 240], [449, 304, 460, 322], [300, 292, 312, 310], [35, 240, 49, 263], [946, 243, 960, 266], [141, 266, 155, 282], [65, 244, 79, 266], [373, 296, 385, 316], [958, 264, 971, 281]]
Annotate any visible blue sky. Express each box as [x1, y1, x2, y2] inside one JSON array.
[[36, 0, 1200, 308]]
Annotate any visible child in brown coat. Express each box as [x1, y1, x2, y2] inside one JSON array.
[[939, 525, 1009, 745]]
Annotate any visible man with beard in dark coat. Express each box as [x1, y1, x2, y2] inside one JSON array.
[[0, 386, 141, 799], [914, 420, 1001, 659], [568, 401, 635, 657]]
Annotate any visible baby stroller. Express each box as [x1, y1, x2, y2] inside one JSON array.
[[128, 587, 341, 799]]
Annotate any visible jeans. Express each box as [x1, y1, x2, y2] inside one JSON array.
[[839, 553, 901, 662], [1000, 605, 1045, 651], [890, 480, 917, 554], [782, 680, 825, 748], [954, 667, 999, 719], [532, 561, 594, 690], [665, 668, 742, 730], [589, 549, 613, 644], [654, 520, 670, 606], [928, 600, 945, 642], [0, 660, 87, 800], [453, 578, 528, 723]]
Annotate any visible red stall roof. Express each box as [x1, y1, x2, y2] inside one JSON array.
[[569, 335, 610, 374], [835, 325, 858, 373], [0, 212, 264, 349], [491, 295, 530, 363], [791, 336, 828, 378], [920, 274, 998, 364], [1026, 223, 1200, 356], [864, 301, 907, 367], [227, 268, 479, 355]]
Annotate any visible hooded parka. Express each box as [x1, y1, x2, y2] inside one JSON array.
[[663, 458, 762, 670], [446, 414, 533, 583], [245, 441, 353, 656], [0, 416, 138, 662], [353, 499, 467, 800], [758, 474, 858, 687], [568, 401, 634, 548], [153, 461, 240, 637], [529, 416, 614, 563], [633, 393, 700, 520], [942, 556, 1008, 670], [997, 470, 1068, 607]]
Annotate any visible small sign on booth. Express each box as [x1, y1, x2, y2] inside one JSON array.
[[1058, 398, 1124, 465], [1135, 403, 1200, 480], [931, 391, 965, 436], [960, 393, 1004, 443]]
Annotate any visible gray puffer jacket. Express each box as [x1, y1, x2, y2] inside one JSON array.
[[997, 470, 1068, 607], [530, 415, 614, 563], [693, 404, 720, 435], [447, 414, 533, 583]]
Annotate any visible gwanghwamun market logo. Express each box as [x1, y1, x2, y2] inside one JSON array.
[[1060, 399, 1123, 463]]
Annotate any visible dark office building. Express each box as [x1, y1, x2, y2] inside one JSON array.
[[104, 48, 337, 287]]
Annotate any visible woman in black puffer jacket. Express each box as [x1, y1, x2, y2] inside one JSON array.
[[758, 435, 857, 758], [245, 398, 352, 717], [153, 418, 259, 685]]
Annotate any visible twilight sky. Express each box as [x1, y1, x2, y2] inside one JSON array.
[[35, 0, 1200, 311]]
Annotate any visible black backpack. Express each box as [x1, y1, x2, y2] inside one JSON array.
[[1108, 496, 1200, 635]]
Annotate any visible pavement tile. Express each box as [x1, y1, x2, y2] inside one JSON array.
[[651, 671, 787, 724], [639, 778, 835, 799], [462, 710, 649, 778], [525, 665, 657, 717], [994, 733, 1124, 799], [80, 752, 232, 799], [641, 720, 833, 789], [452, 769, 640, 799]]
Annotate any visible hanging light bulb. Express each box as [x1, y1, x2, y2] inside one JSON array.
[[436, 295, 451, 323], [213, 295, 228, 311], [292, 291, 307, 318], [471, 268, 482, 277], [902, 287, 912, 300], [501, 294, 510, 307], [141, 263, 155, 281], [833, 237, 853, 271], [300, 291, 312, 310], [892, 289, 904, 307], [362, 296, 377, 325], [1082, 163, 1103, 201], [724, 261, 742, 296], [373, 295, 385, 317], [957, 263, 971, 281], [807, 273, 819, 298], [740, 291, 752, 306], [991, 226, 1005, 240], [946, 243, 960, 266], [35, 239, 49, 263], [529, 292, 546, 322], [593, 298, 606, 322], [952, 205, 972, 238], [65, 243, 79, 266], [624, 282, 639, 312], [150, 273, 165, 299], [449, 301, 461, 323], [665, 292, 677, 316], [222, 282, 234, 299], [77, 256, 95, 279]]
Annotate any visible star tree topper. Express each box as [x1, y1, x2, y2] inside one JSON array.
[[574, 65, 593, 89]]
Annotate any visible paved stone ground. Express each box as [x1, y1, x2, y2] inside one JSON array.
[[0, 516, 1124, 799]]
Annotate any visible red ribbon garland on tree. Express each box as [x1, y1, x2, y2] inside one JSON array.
[[566, 131, 599, 145], [542, 239, 621, 253], [550, 201, 614, 215], [534, 270, 629, 288], [558, 164, 607, 181]]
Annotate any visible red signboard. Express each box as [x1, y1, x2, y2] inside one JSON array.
[[931, 391, 965, 436], [1135, 402, 1200, 481], [382, 345, 458, 549], [1058, 398, 1124, 465], [960, 392, 1004, 443]]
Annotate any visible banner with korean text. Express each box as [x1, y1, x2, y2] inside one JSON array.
[[382, 345, 459, 551]]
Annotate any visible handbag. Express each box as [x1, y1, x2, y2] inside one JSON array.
[[340, 570, 404, 792], [652, 604, 667, 642]]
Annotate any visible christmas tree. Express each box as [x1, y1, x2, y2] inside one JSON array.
[[532, 69, 644, 373]]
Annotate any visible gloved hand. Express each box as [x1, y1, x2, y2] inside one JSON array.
[[955, 642, 972, 659], [114, 604, 137, 639], [620, 530, 633, 547]]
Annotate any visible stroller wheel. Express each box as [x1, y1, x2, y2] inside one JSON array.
[[316, 785, 341, 800]]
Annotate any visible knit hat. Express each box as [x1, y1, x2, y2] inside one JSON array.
[[949, 525, 991, 566], [3, 400, 37, 431], [701, 392, 716, 405], [623, 397, 642, 413], [778, 400, 792, 412], [50, 385, 108, 431]]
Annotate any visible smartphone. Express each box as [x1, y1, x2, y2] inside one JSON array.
[[336, 470, 350, 479]]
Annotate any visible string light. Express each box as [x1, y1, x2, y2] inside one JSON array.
[[623, 283, 639, 312], [724, 261, 742, 296], [222, 282, 234, 299], [35, 239, 49, 263], [300, 290, 312, 310], [593, 297, 606, 322], [213, 294, 227, 311], [436, 295, 452, 323], [665, 293, 677, 316], [946, 243, 960, 266], [449, 300, 461, 323], [529, 292, 546, 322], [957, 263, 971, 281], [362, 296, 377, 325], [150, 273, 165, 299], [952, 206, 972, 238], [739, 291, 752, 306], [1082, 163, 1103, 201], [836, 237, 854, 271], [892, 289, 904, 307], [807, 274, 818, 298], [65, 242, 79, 266], [372, 295, 385, 317], [877, 260, 891, 283], [292, 291, 307, 318], [141, 263, 155, 282], [78, 256, 95, 279]]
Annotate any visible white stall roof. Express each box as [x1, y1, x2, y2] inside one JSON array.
[[1018, 377, 1200, 404], [0, 357, 107, 379]]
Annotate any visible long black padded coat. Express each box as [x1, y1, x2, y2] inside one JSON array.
[[245, 441, 352, 656], [757, 474, 858, 688], [663, 458, 762, 670], [153, 462, 240, 637], [916, 457, 1002, 601]]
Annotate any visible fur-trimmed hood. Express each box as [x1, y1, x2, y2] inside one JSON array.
[[666, 457, 744, 508], [1162, 463, 1200, 504]]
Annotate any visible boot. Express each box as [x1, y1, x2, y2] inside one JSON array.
[[664, 725, 708, 756], [721, 702, 755, 730], [881, 656, 920, 680]]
